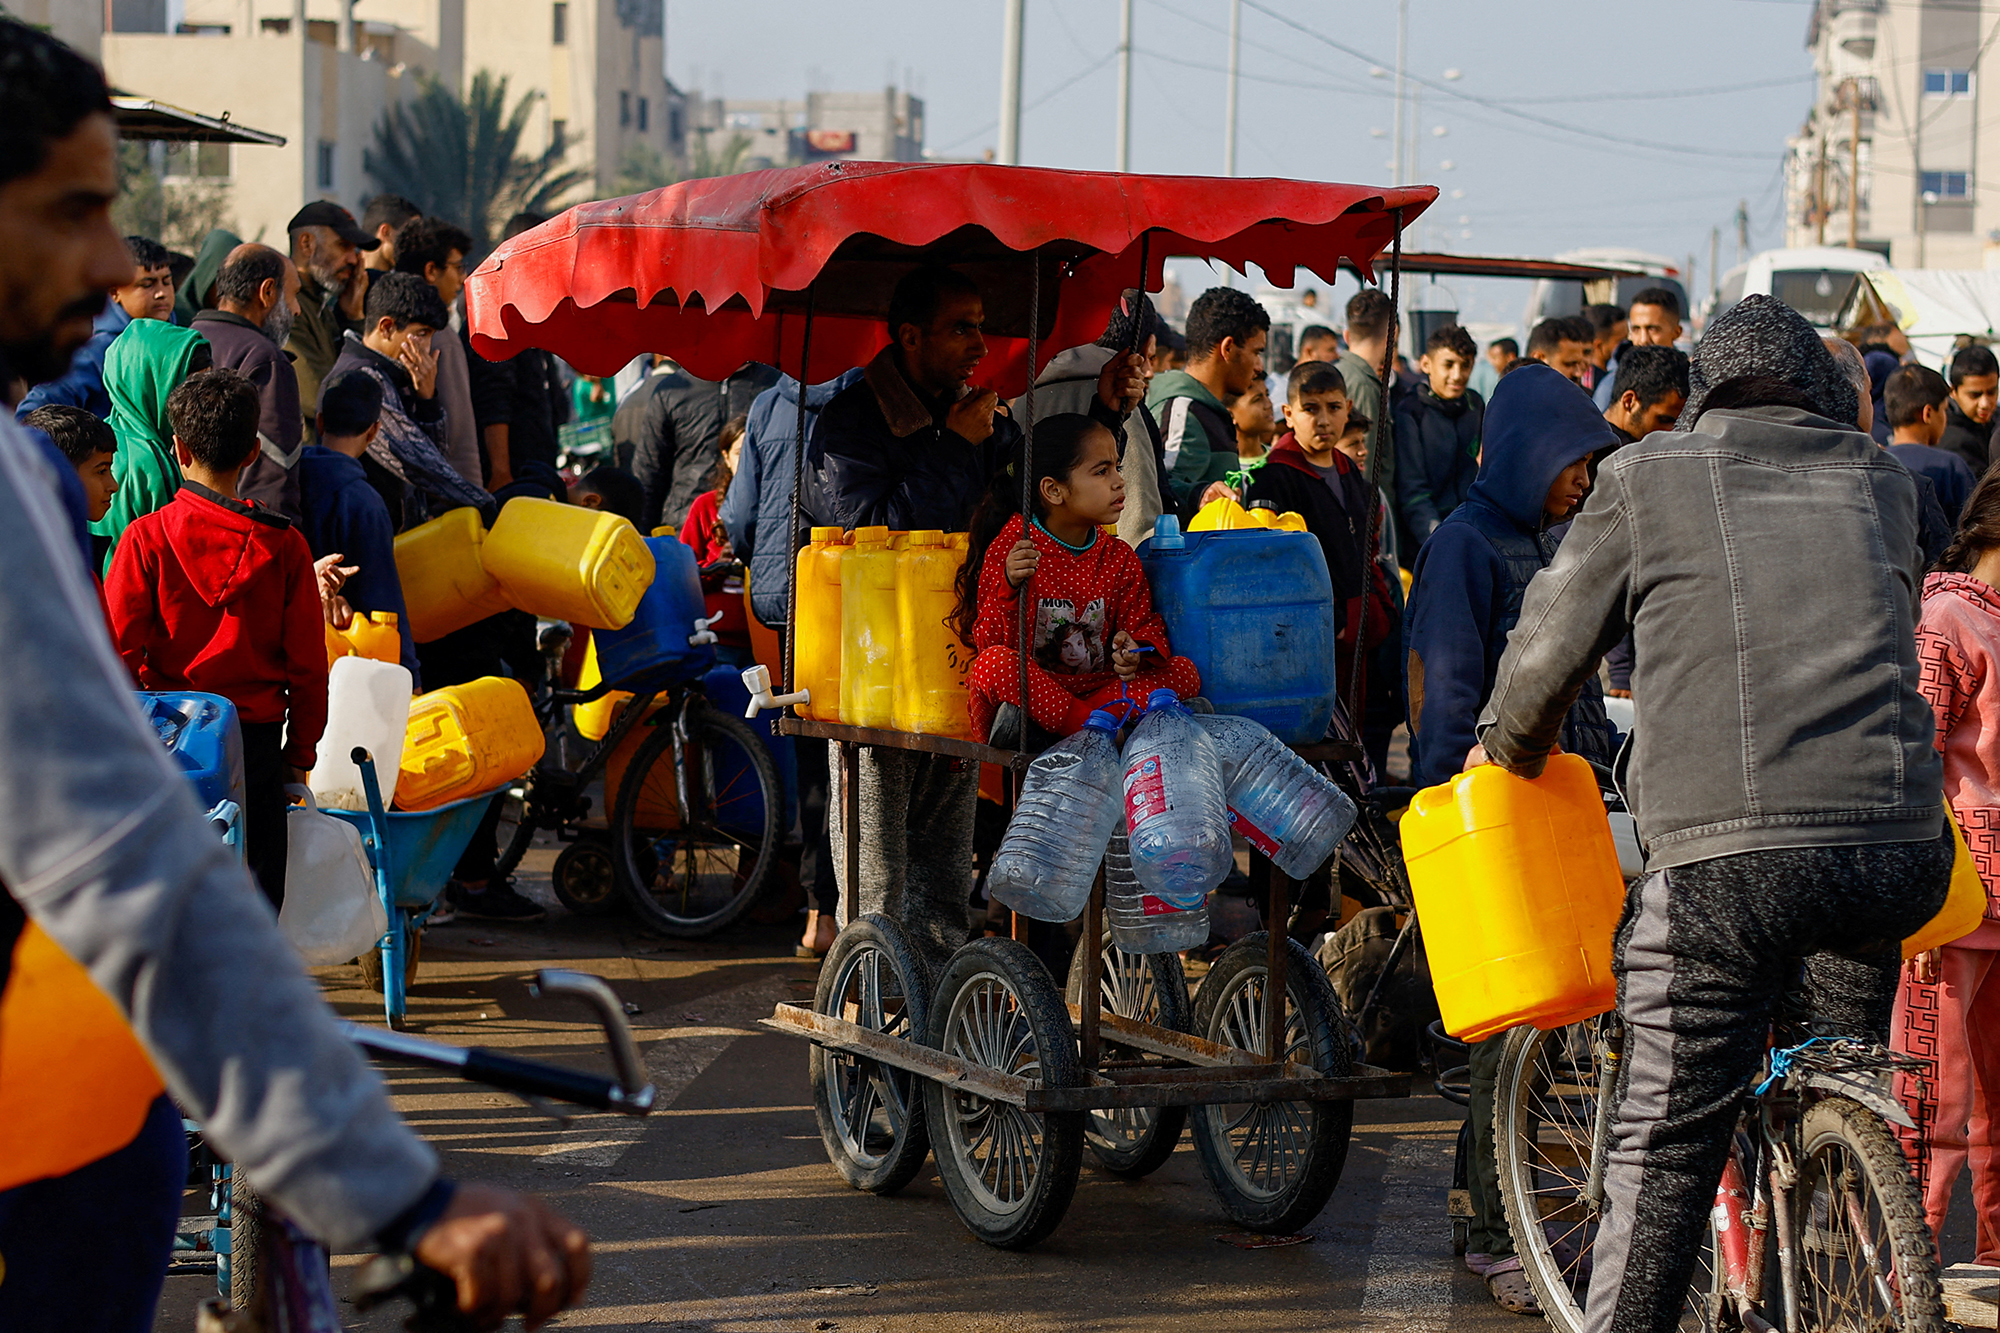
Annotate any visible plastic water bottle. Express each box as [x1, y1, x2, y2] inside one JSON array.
[[988, 709, 1125, 922], [1123, 689, 1233, 908], [1196, 713, 1359, 879], [1104, 817, 1211, 954]]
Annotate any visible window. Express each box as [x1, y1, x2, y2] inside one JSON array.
[[1924, 68, 1973, 96], [163, 142, 230, 179], [637, 97, 649, 132], [259, 16, 290, 33], [551, 2, 567, 44], [1921, 170, 1971, 199], [619, 90, 631, 128], [316, 141, 336, 190]]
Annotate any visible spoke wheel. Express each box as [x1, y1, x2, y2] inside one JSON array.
[[1794, 1096, 1942, 1333], [612, 702, 779, 938], [810, 915, 932, 1194], [1495, 1019, 1723, 1333], [1063, 930, 1191, 1177], [926, 938, 1084, 1250], [1188, 933, 1354, 1233]]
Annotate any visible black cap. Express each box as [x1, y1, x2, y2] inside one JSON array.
[[286, 200, 379, 250]]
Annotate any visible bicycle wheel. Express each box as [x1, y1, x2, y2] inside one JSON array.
[[810, 915, 932, 1194], [1792, 1096, 1943, 1333], [1062, 930, 1191, 1178], [491, 781, 535, 882], [1188, 934, 1354, 1233], [612, 701, 779, 938], [1496, 1019, 1724, 1333], [925, 938, 1085, 1250], [226, 1166, 263, 1318]]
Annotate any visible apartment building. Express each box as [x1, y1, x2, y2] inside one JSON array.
[[687, 86, 926, 169], [1787, 0, 1997, 268]]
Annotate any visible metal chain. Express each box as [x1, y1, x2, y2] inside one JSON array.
[[1017, 259, 1041, 734]]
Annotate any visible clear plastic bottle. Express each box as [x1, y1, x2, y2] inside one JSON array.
[[1104, 817, 1211, 954], [1122, 689, 1233, 909], [988, 709, 1125, 922], [1196, 712, 1359, 879]]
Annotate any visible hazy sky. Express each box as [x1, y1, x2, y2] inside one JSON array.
[[664, 0, 1816, 328]]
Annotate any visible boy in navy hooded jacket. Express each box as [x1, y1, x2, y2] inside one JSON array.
[[1401, 360, 1620, 1313]]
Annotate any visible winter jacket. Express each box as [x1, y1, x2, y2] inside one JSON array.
[[15, 300, 131, 421], [328, 334, 491, 529], [1336, 350, 1394, 494], [622, 360, 781, 531], [1406, 363, 1617, 791], [1011, 344, 1163, 548], [723, 368, 863, 627], [0, 410, 438, 1248], [1394, 383, 1484, 548], [1916, 571, 2000, 912], [191, 309, 303, 521], [285, 269, 359, 419], [1891, 441, 1979, 525], [104, 483, 329, 770], [93, 318, 209, 566], [467, 340, 569, 478], [1146, 368, 1237, 503], [173, 228, 242, 326], [1476, 399, 1941, 869], [297, 444, 419, 684], [679, 489, 728, 565], [808, 346, 1019, 535], [1938, 396, 1993, 476]]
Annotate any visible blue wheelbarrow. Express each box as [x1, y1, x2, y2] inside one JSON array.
[[323, 747, 493, 1030]]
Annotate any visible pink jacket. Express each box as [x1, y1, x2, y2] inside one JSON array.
[[1919, 571, 2000, 916]]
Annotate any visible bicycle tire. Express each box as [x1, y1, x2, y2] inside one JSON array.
[[612, 701, 780, 938], [1062, 930, 1191, 1178], [491, 783, 535, 882], [226, 1166, 263, 1318], [810, 915, 932, 1194], [1792, 1095, 1943, 1333]]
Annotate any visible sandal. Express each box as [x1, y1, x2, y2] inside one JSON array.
[[1464, 1251, 1500, 1277], [1484, 1257, 1543, 1317]]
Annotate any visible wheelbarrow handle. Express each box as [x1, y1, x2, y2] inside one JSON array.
[[530, 969, 650, 1098], [341, 1022, 656, 1116]]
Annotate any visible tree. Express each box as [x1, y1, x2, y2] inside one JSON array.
[[112, 142, 236, 252], [365, 71, 590, 252], [610, 132, 754, 199]]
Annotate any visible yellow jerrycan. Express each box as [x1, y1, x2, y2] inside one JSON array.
[[1400, 754, 1627, 1041], [397, 676, 546, 811], [571, 631, 630, 743], [840, 526, 898, 728], [893, 530, 973, 737], [794, 527, 848, 722], [482, 496, 655, 630], [324, 610, 401, 668], [1905, 805, 1990, 958], [394, 506, 510, 643]]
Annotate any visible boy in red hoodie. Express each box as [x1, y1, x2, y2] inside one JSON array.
[[106, 368, 328, 909]]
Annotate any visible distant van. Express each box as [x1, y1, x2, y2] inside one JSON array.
[[1705, 246, 1888, 329], [1523, 249, 1692, 333]]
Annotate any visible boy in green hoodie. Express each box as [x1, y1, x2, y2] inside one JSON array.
[[1144, 286, 1267, 515], [94, 318, 209, 566]]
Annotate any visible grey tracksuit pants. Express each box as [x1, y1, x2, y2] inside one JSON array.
[[826, 743, 980, 984], [1583, 831, 1952, 1333]]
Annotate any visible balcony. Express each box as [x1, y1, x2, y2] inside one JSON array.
[[1826, 0, 1881, 58]]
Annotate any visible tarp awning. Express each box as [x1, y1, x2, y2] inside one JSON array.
[[110, 97, 286, 146], [1838, 269, 2000, 364]]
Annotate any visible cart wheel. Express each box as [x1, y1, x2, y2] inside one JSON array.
[[552, 840, 619, 917], [926, 938, 1085, 1250], [357, 920, 421, 993], [810, 915, 932, 1195], [1189, 933, 1355, 1233], [226, 1165, 263, 1317], [1063, 931, 1191, 1177]]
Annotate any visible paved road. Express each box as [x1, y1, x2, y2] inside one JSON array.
[[149, 886, 1526, 1333]]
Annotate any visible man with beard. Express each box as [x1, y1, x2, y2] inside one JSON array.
[[284, 199, 373, 427], [191, 243, 304, 518]]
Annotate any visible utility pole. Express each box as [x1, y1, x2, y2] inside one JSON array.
[[1709, 226, 1721, 305], [1735, 199, 1750, 263], [1224, 0, 1242, 176], [1848, 77, 1865, 250], [1815, 128, 1828, 246], [998, 0, 1025, 165], [1116, 0, 1134, 172], [1392, 0, 1409, 183]]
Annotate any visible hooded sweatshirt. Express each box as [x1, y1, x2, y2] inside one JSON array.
[[1917, 571, 2000, 911], [94, 319, 209, 565], [1394, 382, 1484, 549], [1939, 396, 1994, 476], [173, 228, 243, 326], [104, 483, 328, 769], [1404, 362, 1618, 789], [1146, 368, 1238, 503]]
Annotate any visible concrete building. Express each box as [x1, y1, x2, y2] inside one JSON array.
[[687, 87, 925, 170], [1787, 0, 1999, 268], [3, 0, 103, 58]]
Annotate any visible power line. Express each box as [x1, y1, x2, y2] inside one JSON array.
[[931, 48, 1120, 155]]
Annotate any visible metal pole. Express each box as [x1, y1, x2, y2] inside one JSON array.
[[998, 0, 1026, 165], [1709, 226, 1720, 305], [1815, 130, 1828, 247], [1392, 0, 1408, 183], [1017, 258, 1041, 742], [1224, 0, 1242, 177], [1116, 0, 1134, 172], [1850, 80, 1862, 249], [782, 290, 815, 705]]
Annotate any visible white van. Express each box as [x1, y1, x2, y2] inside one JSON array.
[[1522, 249, 1692, 335], [1705, 246, 1888, 330]]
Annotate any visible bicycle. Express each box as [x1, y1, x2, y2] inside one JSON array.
[[1496, 1001, 1942, 1333], [490, 617, 782, 938]]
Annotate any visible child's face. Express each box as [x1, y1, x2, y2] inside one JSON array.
[[1335, 425, 1368, 471], [1059, 627, 1089, 670], [1421, 347, 1472, 400], [76, 449, 115, 523], [1283, 388, 1350, 458], [1544, 457, 1592, 521], [1043, 425, 1124, 526]]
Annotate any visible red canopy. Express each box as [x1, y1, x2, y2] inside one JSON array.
[[464, 161, 1434, 396]]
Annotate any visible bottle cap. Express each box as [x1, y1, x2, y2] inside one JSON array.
[[1146, 688, 1180, 711], [1084, 709, 1121, 732], [1151, 513, 1185, 551], [1248, 499, 1278, 511]]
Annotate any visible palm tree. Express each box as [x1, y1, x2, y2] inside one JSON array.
[[365, 71, 590, 252], [611, 132, 754, 199]]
